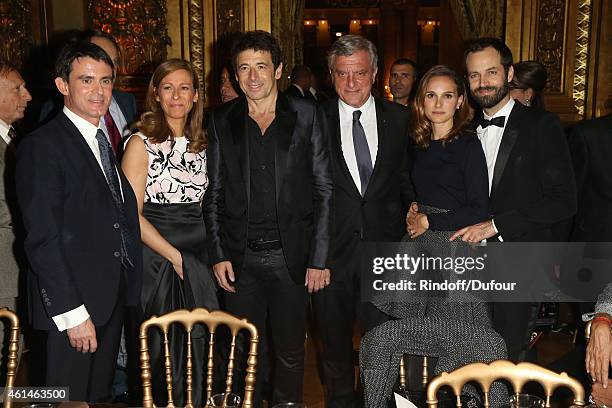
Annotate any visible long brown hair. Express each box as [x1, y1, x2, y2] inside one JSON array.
[[133, 59, 206, 153], [411, 65, 473, 149]]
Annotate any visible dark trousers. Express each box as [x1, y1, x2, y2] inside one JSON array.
[[46, 284, 125, 402], [492, 302, 538, 362], [225, 247, 307, 407], [312, 269, 390, 408]]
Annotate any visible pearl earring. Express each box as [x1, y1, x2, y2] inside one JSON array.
[[524, 99, 531, 106]]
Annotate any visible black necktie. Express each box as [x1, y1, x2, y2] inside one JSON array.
[[7, 126, 17, 140], [95, 129, 134, 268], [479, 116, 506, 129], [352, 110, 373, 195]]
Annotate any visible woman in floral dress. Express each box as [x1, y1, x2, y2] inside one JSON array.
[[122, 58, 217, 406]]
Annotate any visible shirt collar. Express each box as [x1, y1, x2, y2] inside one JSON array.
[[292, 83, 305, 96], [483, 97, 515, 122], [338, 94, 375, 118], [0, 118, 10, 144], [63, 106, 104, 142]]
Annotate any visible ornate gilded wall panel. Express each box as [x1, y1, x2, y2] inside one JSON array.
[[88, 0, 170, 75], [188, 0, 204, 86], [448, 0, 504, 39], [572, 0, 591, 116], [535, 0, 566, 92], [216, 0, 241, 37], [0, 0, 32, 67]]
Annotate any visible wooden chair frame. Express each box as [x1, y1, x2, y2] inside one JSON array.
[[0, 308, 20, 408], [425, 360, 585, 408], [139, 308, 258, 408]]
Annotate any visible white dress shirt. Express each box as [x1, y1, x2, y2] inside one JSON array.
[[101, 96, 129, 137], [52, 106, 122, 332], [476, 97, 515, 241], [338, 95, 378, 192], [0, 119, 12, 145]]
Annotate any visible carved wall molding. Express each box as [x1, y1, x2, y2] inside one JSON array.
[[88, 0, 170, 75], [216, 0, 242, 37], [572, 0, 591, 116], [0, 0, 32, 67], [535, 0, 566, 92], [448, 0, 504, 39], [188, 0, 204, 86]]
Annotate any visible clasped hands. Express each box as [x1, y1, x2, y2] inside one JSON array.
[[407, 202, 496, 242], [213, 261, 330, 294]]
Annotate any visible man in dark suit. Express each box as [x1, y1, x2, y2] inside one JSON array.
[[313, 34, 414, 407], [450, 38, 577, 361], [15, 41, 142, 402], [567, 115, 612, 241], [0, 60, 31, 384], [285, 64, 317, 103], [39, 30, 138, 155], [204, 31, 332, 407]]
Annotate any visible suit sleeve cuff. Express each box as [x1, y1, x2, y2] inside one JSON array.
[[491, 219, 504, 242], [52, 305, 90, 332]]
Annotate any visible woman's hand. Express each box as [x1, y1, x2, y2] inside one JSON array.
[[586, 317, 612, 386], [407, 213, 429, 238], [169, 249, 184, 280]]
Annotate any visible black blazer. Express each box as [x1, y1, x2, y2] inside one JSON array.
[[16, 113, 142, 330], [204, 93, 332, 284], [567, 115, 612, 241], [488, 102, 577, 241], [322, 97, 414, 280]]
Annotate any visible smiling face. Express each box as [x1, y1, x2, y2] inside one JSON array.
[[55, 57, 113, 126], [423, 75, 463, 129], [331, 50, 377, 108], [466, 46, 513, 112], [155, 68, 198, 124], [235, 49, 281, 102], [0, 69, 32, 125]]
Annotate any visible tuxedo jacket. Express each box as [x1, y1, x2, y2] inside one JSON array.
[[204, 93, 332, 284], [39, 89, 138, 127], [322, 97, 414, 280], [566, 115, 612, 241], [16, 113, 142, 330], [488, 102, 577, 241], [0, 137, 20, 300]]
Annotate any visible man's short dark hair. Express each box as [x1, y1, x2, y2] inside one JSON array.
[[391, 58, 418, 77], [55, 41, 115, 82], [464, 37, 513, 74], [231, 30, 282, 71], [0, 60, 18, 78], [290, 65, 311, 84]]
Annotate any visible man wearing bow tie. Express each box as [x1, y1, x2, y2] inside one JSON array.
[[450, 38, 576, 361], [0, 61, 32, 383]]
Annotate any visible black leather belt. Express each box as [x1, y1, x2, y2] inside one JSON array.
[[247, 238, 282, 252]]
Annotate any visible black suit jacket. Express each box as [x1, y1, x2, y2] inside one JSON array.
[[567, 115, 612, 241], [204, 93, 332, 284], [16, 113, 142, 330], [322, 97, 414, 281], [488, 102, 577, 241]]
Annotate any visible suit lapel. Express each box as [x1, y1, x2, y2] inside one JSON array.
[[365, 97, 387, 198], [274, 94, 297, 205], [325, 99, 362, 198], [490, 104, 520, 200], [229, 98, 250, 207]]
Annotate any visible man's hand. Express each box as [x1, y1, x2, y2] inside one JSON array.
[[586, 318, 612, 387], [213, 261, 236, 293], [305, 268, 330, 293], [67, 318, 97, 353], [592, 382, 612, 407], [407, 213, 429, 239], [406, 202, 419, 230], [450, 220, 496, 242]]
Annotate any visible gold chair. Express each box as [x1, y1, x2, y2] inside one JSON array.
[[0, 308, 20, 408], [425, 360, 586, 408], [399, 355, 430, 390], [139, 308, 258, 408]]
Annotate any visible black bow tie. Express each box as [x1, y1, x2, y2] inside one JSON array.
[[479, 116, 505, 129]]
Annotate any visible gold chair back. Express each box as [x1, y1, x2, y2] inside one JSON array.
[[139, 308, 258, 408], [585, 319, 592, 341], [425, 360, 585, 408], [399, 355, 430, 390], [0, 308, 20, 408]]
